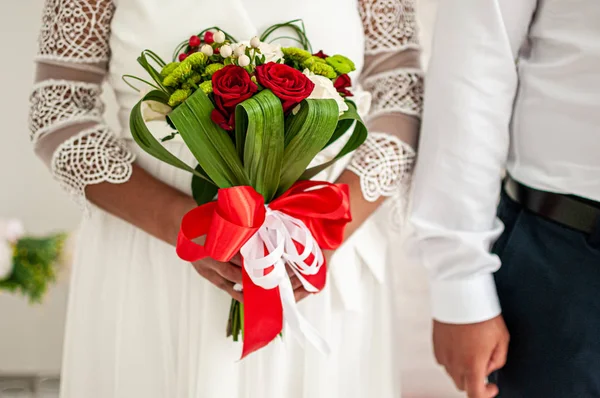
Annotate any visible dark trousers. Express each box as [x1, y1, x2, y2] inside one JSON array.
[[490, 192, 600, 397]]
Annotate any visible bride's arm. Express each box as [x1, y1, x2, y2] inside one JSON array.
[[31, 0, 244, 301], [339, 0, 423, 239]]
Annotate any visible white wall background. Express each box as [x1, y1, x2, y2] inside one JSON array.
[[0, 1, 451, 394]]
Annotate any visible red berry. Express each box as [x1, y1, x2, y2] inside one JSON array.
[[204, 31, 215, 45], [178, 53, 188, 62], [189, 35, 201, 48], [214, 47, 220, 55]]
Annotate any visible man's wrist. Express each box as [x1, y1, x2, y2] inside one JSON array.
[[431, 274, 501, 324]]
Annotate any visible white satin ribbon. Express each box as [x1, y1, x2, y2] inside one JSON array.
[[239, 206, 331, 355]]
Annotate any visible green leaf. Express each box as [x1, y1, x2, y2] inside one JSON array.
[[236, 90, 284, 201], [191, 164, 218, 205], [130, 91, 209, 181], [278, 98, 339, 194], [169, 89, 249, 188], [301, 100, 368, 180], [137, 50, 171, 94]]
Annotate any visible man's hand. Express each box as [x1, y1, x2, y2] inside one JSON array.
[[433, 315, 510, 398]]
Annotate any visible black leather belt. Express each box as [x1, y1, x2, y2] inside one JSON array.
[[504, 176, 600, 235]]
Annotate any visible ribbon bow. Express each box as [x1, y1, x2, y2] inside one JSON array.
[[176, 180, 351, 358]]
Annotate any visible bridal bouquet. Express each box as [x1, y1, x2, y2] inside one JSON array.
[[0, 219, 66, 302], [127, 20, 367, 358]]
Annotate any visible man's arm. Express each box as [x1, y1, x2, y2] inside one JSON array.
[[409, 0, 538, 396]]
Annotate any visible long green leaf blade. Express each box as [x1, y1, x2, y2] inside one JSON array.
[[191, 164, 218, 205], [169, 89, 249, 188], [129, 90, 209, 181], [237, 90, 284, 201], [301, 100, 368, 180], [278, 98, 338, 194]]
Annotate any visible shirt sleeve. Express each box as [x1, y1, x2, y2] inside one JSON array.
[[349, 0, 423, 206], [409, 0, 538, 324], [30, 0, 135, 210]]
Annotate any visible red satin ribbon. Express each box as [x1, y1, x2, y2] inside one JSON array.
[[176, 180, 351, 358]]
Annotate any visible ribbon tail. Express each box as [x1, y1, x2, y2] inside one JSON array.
[[240, 258, 284, 359], [279, 271, 331, 355]]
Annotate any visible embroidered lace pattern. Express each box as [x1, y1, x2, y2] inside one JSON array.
[[29, 80, 104, 143], [347, 133, 416, 202], [353, 0, 422, 205], [359, 0, 419, 55], [37, 0, 115, 64], [33, 0, 134, 207], [51, 126, 135, 208], [363, 68, 424, 120]]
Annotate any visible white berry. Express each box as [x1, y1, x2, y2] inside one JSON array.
[[238, 54, 251, 67], [219, 44, 233, 58], [213, 31, 226, 44], [234, 44, 246, 57], [250, 36, 261, 48], [200, 44, 213, 57]]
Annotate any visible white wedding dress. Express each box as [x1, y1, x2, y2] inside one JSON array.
[[29, 0, 426, 397]]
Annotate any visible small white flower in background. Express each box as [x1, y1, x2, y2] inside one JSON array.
[[0, 240, 14, 281], [220, 44, 233, 58], [140, 89, 172, 123], [200, 44, 214, 57], [250, 36, 261, 48], [232, 43, 246, 57], [0, 219, 24, 244], [238, 54, 251, 67], [303, 69, 349, 115], [213, 31, 226, 44]]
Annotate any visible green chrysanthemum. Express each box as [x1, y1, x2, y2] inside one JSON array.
[[326, 55, 356, 75], [307, 61, 337, 79], [182, 73, 202, 89], [160, 62, 180, 78], [184, 52, 208, 69], [282, 47, 312, 64], [163, 62, 193, 87], [204, 63, 224, 77], [168, 88, 192, 107], [199, 81, 213, 95], [302, 56, 326, 69]]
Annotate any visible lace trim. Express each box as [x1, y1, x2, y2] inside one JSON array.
[[51, 126, 135, 207], [363, 68, 423, 120], [29, 80, 104, 143], [347, 132, 416, 202], [359, 0, 419, 55], [37, 0, 115, 64]]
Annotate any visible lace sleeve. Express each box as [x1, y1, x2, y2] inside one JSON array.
[[349, 0, 423, 203], [30, 0, 135, 209]]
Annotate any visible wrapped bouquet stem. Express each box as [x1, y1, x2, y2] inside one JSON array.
[[127, 20, 367, 358]]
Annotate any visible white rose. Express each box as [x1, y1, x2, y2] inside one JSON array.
[[0, 240, 13, 280], [142, 100, 172, 122], [232, 40, 283, 64], [303, 69, 348, 115], [257, 41, 284, 64]]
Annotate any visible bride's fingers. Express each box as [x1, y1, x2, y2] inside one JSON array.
[[230, 253, 243, 267], [192, 264, 244, 302], [212, 260, 243, 284], [294, 288, 311, 302], [290, 275, 303, 290]]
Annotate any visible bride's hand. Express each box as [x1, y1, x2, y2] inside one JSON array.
[[229, 254, 310, 302], [191, 258, 244, 302]]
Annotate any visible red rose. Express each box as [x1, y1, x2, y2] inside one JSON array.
[[313, 50, 329, 59], [211, 65, 258, 130], [255, 62, 315, 112], [334, 74, 353, 97]]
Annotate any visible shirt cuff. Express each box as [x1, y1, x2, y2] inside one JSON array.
[[431, 274, 501, 324]]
